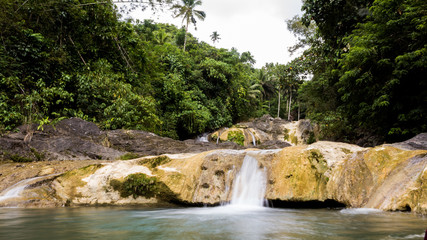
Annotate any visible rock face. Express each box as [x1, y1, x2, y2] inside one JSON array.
[[0, 118, 245, 162], [2, 136, 426, 214], [0, 116, 315, 162], [210, 115, 317, 147]]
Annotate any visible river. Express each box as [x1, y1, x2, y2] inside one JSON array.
[[0, 206, 426, 240]]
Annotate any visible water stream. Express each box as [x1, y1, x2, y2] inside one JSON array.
[[248, 131, 256, 146], [0, 176, 47, 203], [229, 155, 266, 207]]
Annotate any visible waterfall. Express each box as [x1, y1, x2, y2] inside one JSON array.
[[248, 131, 256, 146], [196, 133, 209, 143], [0, 176, 45, 203], [216, 131, 221, 145], [229, 155, 267, 207]]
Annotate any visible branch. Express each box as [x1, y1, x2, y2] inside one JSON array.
[[114, 37, 134, 72], [68, 36, 87, 66], [15, 0, 29, 13]]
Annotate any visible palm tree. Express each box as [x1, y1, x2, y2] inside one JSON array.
[[210, 31, 221, 45], [153, 29, 171, 45], [171, 0, 206, 52]]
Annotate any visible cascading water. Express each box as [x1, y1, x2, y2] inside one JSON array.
[[229, 155, 267, 207], [248, 131, 256, 146], [0, 176, 45, 203], [196, 133, 209, 143]]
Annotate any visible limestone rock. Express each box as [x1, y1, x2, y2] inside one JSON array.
[[2, 136, 427, 214]]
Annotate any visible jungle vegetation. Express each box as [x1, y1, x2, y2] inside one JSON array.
[[0, 0, 425, 144]]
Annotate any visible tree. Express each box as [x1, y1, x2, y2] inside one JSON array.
[[210, 31, 221, 45], [171, 0, 206, 52], [337, 0, 427, 141]]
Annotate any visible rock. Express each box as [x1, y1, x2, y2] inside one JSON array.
[[54, 118, 103, 138], [390, 133, 427, 150], [38, 167, 55, 176], [257, 140, 291, 149], [0, 116, 317, 162], [6, 140, 425, 214], [210, 115, 318, 147]]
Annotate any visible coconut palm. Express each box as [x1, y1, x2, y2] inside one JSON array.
[[171, 0, 206, 51], [210, 31, 221, 45]]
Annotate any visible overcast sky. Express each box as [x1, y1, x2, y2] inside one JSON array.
[[124, 0, 303, 68]]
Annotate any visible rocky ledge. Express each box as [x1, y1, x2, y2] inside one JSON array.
[[0, 132, 426, 214]]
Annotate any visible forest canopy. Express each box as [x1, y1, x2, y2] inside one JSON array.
[[0, 0, 425, 144]]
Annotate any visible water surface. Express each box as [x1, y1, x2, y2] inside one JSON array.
[[0, 207, 425, 240]]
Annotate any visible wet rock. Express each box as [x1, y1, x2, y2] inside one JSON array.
[[2, 142, 427, 214]]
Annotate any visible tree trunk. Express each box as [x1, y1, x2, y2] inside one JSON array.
[[286, 99, 288, 113], [298, 102, 300, 121], [288, 87, 292, 121], [277, 88, 281, 118], [183, 23, 188, 52]]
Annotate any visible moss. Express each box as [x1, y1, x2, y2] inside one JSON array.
[[306, 132, 316, 144], [227, 131, 245, 146], [110, 173, 158, 199], [119, 153, 140, 160], [30, 148, 45, 161], [110, 173, 177, 201], [341, 148, 352, 154], [210, 134, 218, 142], [290, 134, 298, 145], [56, 164, 103, 200], [6, 148, 45, 162], [9, 154, 33, 162], [139, 155, 171, 168], [60, 164, 103, 181], [308, 150, 328, 175], [283, 128, 290, 141]]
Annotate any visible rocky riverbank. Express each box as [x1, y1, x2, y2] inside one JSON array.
[[0, 117, 426, 214]]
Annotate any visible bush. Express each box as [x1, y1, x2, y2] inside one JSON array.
[[227, 130, 245, 146], [307, 132, 316, 144], [110, 173, 159, 199]]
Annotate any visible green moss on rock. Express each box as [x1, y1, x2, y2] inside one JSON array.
[[227, 131, 245, 146], [119, 153, 140, 160], [283, 128, 290, 141], [110, 173, 177, 201], [139, 156, 171, 168]]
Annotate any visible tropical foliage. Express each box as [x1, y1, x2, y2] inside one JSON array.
[[290, 0, 426, 144], [1, 0, 425, 145], [0, 0, 265, 140]]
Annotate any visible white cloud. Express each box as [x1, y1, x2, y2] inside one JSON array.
[[125, 0, 303, 68]]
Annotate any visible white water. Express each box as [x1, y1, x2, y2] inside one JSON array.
[[248, 131, 256, 146], [196, 133, 209, 143], [229, 155, 267, 207], [0, 176, 45, 203]]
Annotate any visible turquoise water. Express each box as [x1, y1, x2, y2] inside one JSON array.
[[0, 206, 426, 240]]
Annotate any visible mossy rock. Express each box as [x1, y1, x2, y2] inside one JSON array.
[[290, 134, 298, 145], [139, 155, 171, 168], [110, 173, 177, 201], [119, 152, 141, 160], [227, 131, 245, 146], [55, 164, 103, 200], [4, 148, 45, 162], [283, 128, 290, 141]]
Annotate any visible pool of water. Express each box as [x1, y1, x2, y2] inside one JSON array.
[[0, 206, 426, 240]]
